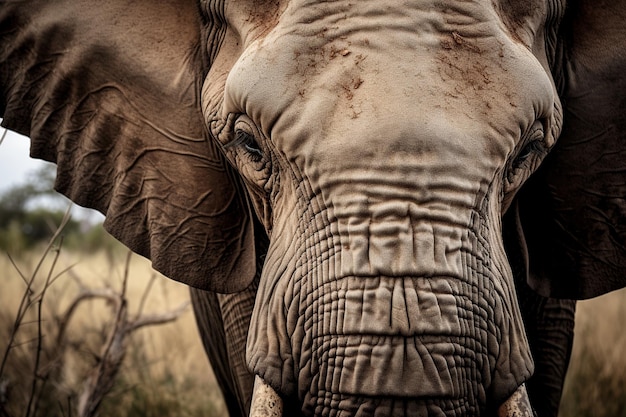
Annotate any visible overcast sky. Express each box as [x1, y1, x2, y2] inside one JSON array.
[[0, 124, 103, 221], [0, 127, 50, 192]]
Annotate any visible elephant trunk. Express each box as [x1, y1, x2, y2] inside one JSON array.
[[247, 193, 532, 414], [297, 275, 500, 414]]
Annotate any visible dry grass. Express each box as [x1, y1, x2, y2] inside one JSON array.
[[1, 232, 625, 417], [0, 240, 225, 417], [559, 287, 626, 417]]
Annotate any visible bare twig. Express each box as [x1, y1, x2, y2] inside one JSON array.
[[0, 377, 8, 413], [67, 396, 73, 417], [0, 127, 7, 147], [128, 302, 190, 332], [28, 208, 72, 285], [77, 254, 131, 417], [0, 207, 72, 379], [76, 252, 189, 417], [8, 337, 41, 350], [5, 253, 29, 288], [136, 273, 157, 318], [55, 288, 120, 347], [48, 262, 79, 288], [121, 251, 131, 295], [26, 237, 64, 417], [2, 238, 191, 417]]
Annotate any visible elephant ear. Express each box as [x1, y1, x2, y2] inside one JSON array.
[[0, 0, 257, 293], [513, 1, 626, 299]]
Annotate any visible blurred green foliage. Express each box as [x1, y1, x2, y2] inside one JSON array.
[[0, 164, 120, 254]]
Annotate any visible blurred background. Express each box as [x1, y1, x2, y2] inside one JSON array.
[[0, 126, 624, 417], [0, 127, 225, 417]]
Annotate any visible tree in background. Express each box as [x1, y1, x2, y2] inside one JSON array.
[[0, 164, 115, 253]]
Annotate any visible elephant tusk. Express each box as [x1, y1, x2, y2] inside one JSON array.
[[250, 375, 283, 417], [497, 383, 534, 417]]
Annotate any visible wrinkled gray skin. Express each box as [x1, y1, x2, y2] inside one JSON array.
[[1, 1, 625, 416], [190, 229, 576, 417]]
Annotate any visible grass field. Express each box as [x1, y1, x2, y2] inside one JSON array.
[[0, 244, 225, 417], [560, 288, 626, 417], [1, 241, 624, 416]]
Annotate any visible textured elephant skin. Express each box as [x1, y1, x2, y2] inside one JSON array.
[[1, 1, 625, 416]]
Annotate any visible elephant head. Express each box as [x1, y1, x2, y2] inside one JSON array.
[[1, 1, 625, 416]]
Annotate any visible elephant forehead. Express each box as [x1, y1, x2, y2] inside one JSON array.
[[225, 0, 494, 112], [221, 0, 545, 45], [223, 0, 555, 152]]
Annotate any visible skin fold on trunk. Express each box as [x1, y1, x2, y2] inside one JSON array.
[[246, 184, 532, 415]]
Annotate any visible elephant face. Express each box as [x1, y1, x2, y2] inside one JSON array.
[[1, 0, 626, 415], [204, 1, 557, 412], [209, 1, 558, 226]]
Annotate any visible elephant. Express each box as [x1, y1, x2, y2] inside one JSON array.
[[1, 0, 625, 416]]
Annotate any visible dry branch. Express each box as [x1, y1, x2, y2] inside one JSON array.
[[1, 226, 190, 417], [75, 252, 189, 417]]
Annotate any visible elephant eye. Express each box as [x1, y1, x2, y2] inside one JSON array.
[[225, 116, 273, 197], [513, 137, 544, 168], [234, 129, 264, 160], [504, 120, 549, 197], [511, 121, 546, 170], [225, 116, 265, 163]]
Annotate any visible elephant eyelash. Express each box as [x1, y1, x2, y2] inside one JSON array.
[[514, 139, 544, 166], [512, 122, 546, 168], [505, 122, 548, 192], [508, 141, 541, 185], [227, 128, 264, 161]]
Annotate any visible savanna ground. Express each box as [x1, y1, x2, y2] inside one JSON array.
[[0, 227, 226, 417], [0, 222, 624, 416]]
